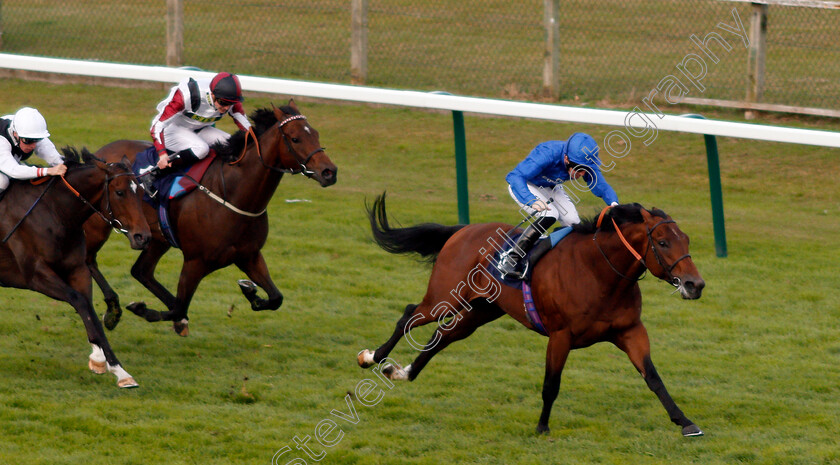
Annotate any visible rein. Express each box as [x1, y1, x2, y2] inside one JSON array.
[[2, 177, 58, 243], [593, 206, 690, 285]]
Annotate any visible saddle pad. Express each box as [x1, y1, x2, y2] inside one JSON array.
[[167, 152, 216, 199]]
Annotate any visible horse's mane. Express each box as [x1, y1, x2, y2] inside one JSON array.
[[572, 203, 668, 234], [211, 105, 299, 162], [59, 146, 103, 170]]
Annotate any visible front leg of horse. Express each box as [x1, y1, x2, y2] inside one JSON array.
[[84, 216, 124, 330], [87, 257, 122, 330], [641, 355, 703, 437], [128, 241, 180, 326], [614, 324, 703, 437], [236, 253, 283, 311], [537, 331, 572, 434], [34, 270, 137, 388]]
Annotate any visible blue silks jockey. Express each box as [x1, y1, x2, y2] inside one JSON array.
[[498, 132, 620, 280]]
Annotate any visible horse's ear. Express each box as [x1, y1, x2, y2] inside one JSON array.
[[121, 155, 132, 167], [271, 103, 284, 121], [288, 98, 299, 113], [640, 208, 653, 222]]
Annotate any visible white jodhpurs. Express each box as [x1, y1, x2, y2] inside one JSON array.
[[160, 125, 230, 159], [508, 183, 581, 227]]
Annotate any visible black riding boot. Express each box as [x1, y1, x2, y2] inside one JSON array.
[[497, 216, 557, 280]]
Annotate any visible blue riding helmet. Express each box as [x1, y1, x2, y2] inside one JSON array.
[[565, 132, 601, 166]]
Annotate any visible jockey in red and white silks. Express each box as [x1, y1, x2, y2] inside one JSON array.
[[150, 72, 251, 170], [0, 107, 67, 194]]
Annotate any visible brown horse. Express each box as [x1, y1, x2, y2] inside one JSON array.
[[357, 194, 705, 437], [84, 100, 337, 336], [0, 147, 151, 388]]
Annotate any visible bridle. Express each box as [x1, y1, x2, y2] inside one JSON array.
[[593, 206, 691, 286], [235, 114, 325, 178], [195, 112, 326, 218], [60, 166, 135, 235]]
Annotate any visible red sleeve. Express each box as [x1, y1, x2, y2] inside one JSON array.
[[151, 89, 187, 154]]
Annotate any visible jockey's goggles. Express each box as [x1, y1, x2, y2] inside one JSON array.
[[19, 137, 43, 145]]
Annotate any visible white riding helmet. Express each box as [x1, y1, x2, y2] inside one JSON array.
[[12, 107, 51, 139]]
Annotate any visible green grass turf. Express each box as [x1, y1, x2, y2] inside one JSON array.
[[0, 78, 838, 464]]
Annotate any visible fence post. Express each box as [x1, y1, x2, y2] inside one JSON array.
[[351, 0, 368, 85], [543, 0, 560, 99], [682, 114, 727, 258], [452, 110, 469, 224], [745, 3, 767, 120], [166, 0, 184, 67], [432, 92, 469, 224]]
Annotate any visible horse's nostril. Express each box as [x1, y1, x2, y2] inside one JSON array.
[[321, 169, 337, 186]]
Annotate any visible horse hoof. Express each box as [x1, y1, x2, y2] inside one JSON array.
[[357, 349, 375, 368], [88, 359, 107, 375], [126, 302, 146, 316], [238, 279, 258, 296], [382, 363, 409, 381], [682, 424, 704, 437], [536, 424, 550, 435], [118, 377, 139, 389], [104, 301, 122, 330], [103, 312, 120, 331], [174, 319, 189, 337]]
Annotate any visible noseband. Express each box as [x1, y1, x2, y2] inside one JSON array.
[[593, 208, 691, 285]]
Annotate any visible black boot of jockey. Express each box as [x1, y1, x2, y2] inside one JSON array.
[[139, 149, 196, 199], [497, 216, 557, 280]]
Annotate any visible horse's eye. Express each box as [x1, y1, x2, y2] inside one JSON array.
[[115, 190, 125, 197], [658, 240, 667, 247], [291, 138, 300, 143]]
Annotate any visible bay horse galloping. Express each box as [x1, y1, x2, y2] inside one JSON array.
[[0, 148, 151, 388], [84, 100, 337, 336], [358, 193, 706, 437]]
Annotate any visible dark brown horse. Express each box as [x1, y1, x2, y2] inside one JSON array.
[[0, 148, 151, 388], [84, 100, 337, 336], [357, 194, 705, 437]]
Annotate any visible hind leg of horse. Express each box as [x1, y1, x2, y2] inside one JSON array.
[[234, 252, 283, 311], [536, 329, 572, 434], [32, 264, 137, 388], [357, 302, 435, 369], [127, 239, 178, 323], [392, 299, 505, 382], [613, 323, 703, 437]]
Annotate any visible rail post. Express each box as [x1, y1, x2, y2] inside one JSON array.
[[682, 114, 727, 257]]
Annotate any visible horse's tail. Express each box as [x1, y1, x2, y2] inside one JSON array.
[[367, 193, 465, 263]]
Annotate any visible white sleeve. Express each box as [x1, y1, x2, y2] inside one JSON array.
[[231, 111, 251, 131], [34, 138, 65, 166], [0, 142, 40, 180]]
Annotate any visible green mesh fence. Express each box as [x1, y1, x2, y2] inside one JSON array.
[[1, 0, 837, 110]]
